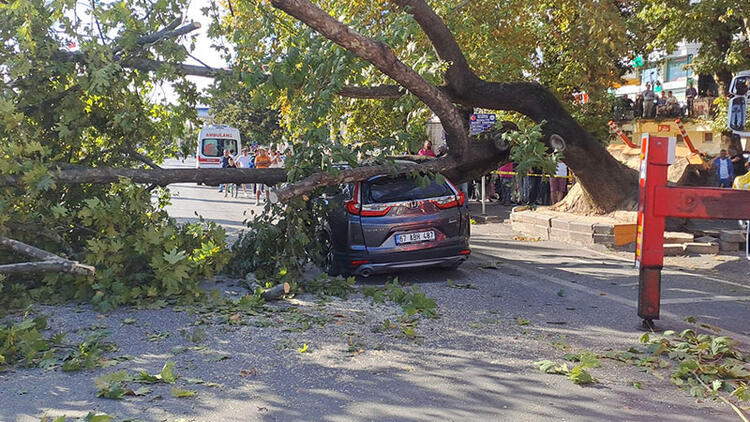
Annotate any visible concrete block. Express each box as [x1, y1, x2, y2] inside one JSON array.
[[511, 221, 550, 240], [720, 230, 746, 243], [549, 227, 569, 242], [550, 219, 573, 231], [719, 240, 740, 252], [593, 233, 616, 245], [568, 230, 593, 244], [663, 231, 693, 244], [663, 243, 686, 256], [685, 242, 719, 255], [698, 229, 721, 238], [569, 221, 594, 233], [613, 210, 638, 223], [510, 211, 553, 227], [592, 224, 615, 235]]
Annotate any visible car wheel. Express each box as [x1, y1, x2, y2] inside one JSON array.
[[320, 233, 340, 276]]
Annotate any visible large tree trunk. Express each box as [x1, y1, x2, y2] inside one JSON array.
[[455, 81, 639, 213]]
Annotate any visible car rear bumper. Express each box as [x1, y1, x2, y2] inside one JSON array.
[[353, 254, 468, 277], [334, 243, 470, 276]]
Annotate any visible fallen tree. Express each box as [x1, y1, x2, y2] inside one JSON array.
[[52, 0, 637, 213]]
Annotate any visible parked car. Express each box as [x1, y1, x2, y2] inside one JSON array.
[[317, 171, 471, 277]]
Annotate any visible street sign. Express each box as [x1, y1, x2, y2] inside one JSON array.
[[469, 113, 496, 135]]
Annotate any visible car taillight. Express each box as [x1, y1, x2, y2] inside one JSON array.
[[345, 200, 360, 215], [360, 204, 392, 216], [457, 190, 466, 206], [432, 196, 459, 209], [346, 183, 361, 215]]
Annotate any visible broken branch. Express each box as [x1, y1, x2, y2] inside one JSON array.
[[0, 237, 95, 276]]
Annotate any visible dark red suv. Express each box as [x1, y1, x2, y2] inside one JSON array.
[[319, 173, 470, 277]]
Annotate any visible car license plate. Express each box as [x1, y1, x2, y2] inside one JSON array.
[[396, 230, 435, 244]]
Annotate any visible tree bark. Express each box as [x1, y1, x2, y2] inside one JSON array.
[[0, 237, 95, 276], [261, 282, 291, 300]]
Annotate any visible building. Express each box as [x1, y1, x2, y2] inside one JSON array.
[[612, 42, 732, 155]]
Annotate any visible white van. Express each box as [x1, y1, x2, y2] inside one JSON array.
[[196, 125, 241, 168]]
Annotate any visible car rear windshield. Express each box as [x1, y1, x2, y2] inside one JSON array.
[[201, 138, 238, 157], [363, 176, 453, 204]]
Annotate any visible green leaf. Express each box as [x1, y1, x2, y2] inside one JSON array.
[[568, 366, 595, 385], [171, 387, 197, 398], [160, 360, 177, 383]]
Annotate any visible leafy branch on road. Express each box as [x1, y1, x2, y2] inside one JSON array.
[[537, 318, 750, 417], [0, 314, 118, 372]]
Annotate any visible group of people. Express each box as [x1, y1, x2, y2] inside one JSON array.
[[616, 82, 711, 120], [416, 140, 570, 206], [489, 162, 569, 206], [712, 148, 750, 188], [218, 145, 285, 205]]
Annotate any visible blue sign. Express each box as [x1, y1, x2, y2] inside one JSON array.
[[469, 113, 496, 135]]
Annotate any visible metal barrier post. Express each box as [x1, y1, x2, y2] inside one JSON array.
[[636, 134, 750, 328], [635, 134, 671, 326], [481, 176, 486, 216]]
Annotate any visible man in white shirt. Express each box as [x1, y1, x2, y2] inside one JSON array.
[[713, 149, 735, 188], [235, 148, 253, 198]]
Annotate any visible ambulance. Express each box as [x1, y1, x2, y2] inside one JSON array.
[[196, 125, 242, 168]]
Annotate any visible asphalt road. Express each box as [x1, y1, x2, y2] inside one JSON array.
[[2, 158, 748, 421], [162, 158, 750, 420]]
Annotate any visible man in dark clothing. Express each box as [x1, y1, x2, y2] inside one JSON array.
[[218, 149, 231, 193], [685, 82, 697, 116], [731, 149, 748, 177]]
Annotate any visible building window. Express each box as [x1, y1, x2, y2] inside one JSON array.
[[666, 55, 693, 82], [704, 132, 713, 142]]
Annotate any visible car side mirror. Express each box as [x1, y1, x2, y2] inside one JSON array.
[[728, 96, 750, 136]]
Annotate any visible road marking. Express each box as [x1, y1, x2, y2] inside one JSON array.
[[471, 249, 750, 345], [661, 295, 750, 304]]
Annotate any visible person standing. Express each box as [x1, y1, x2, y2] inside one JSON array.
[[418, 140, 436, 157], [224, 157, 238, 198], [253, 147, 272, 205], [550, 161, 568, 204], [713, 149, 735, 188], [218, 149, 231, 193], [495, 163, 515, 205], [235, 148, 253, 198], [634, 94, 644, 119], [730, 149, 748, 177], [685, 82, 697, 117], [642, 83, 655, 118]]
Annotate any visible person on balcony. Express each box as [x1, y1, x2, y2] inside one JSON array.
[[685, 82, 697, 117], [666, 91, 681, 117], [656, 91, 668, 118], [642, 83, 655, 118], [634, 94, 644, 119]]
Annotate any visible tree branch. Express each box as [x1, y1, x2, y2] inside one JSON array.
[[0, 167, 287, 187], [120, 57, 231, 78], [125, 147, 161, 169], [273, 156, 459, 203], [338, 85, 405, 99], [0, 237, 94, 276], [269, 0, 470, 158], [394, 0, 480, 93]]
